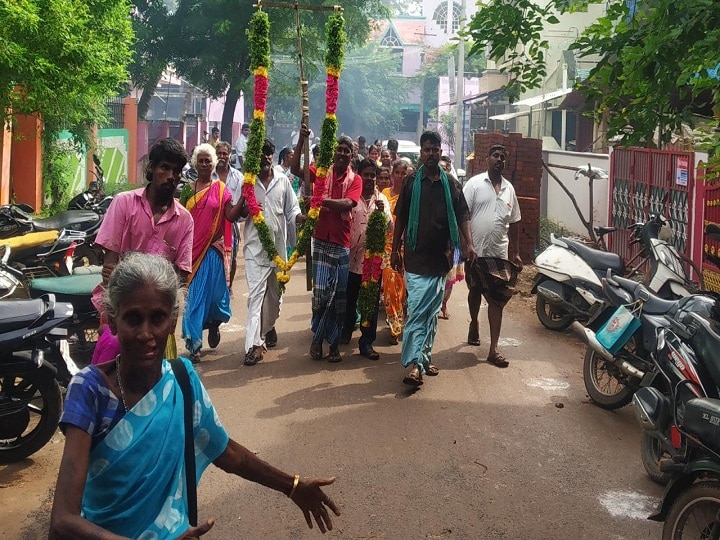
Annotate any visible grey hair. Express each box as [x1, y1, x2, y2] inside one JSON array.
[[191, 143, 218, 169], [103, 252, 182, 320]]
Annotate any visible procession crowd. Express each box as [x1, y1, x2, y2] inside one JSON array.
[[48, 123, 523, 538]]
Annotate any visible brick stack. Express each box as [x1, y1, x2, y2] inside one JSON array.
[[467, 132, 542, 264]]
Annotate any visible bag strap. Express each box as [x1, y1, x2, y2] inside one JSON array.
[[170, 358, 197, 527]]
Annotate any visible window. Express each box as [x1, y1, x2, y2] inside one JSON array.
[[433, 2, 462, 34], [380, 28, 404, 74]]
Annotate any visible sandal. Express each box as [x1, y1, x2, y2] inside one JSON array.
[[425, 364, 439, 376], [310, 342, 323, 360], [208, 321, 221, 349], [190, 353, 201, 365], [403, 366, 423, 387], [487, 352, 509, 368], [328, 346, 342, 363], [439, 307, 450, 320], [244, 348, 263, 366]]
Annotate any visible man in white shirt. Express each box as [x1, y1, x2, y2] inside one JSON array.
[[239, 139, 304, 366], [214, 141, 244, 293], [462, 144, 522, 368], [233, 123, 250, 170]]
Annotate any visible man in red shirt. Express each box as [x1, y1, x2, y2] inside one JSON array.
[[295, 126, 362, 362]]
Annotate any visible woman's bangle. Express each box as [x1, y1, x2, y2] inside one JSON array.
[[288, 474, 300, 499]]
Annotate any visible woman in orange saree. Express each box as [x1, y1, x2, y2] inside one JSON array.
[[381, 159, 409, 345], [181, 144, 245, 362]]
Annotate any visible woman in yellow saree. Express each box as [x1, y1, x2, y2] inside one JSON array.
[[181, 144, 245, 362], [381, 159, 409, 344]]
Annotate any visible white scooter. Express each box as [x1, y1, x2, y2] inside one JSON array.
[[532, 213, 700, 331]]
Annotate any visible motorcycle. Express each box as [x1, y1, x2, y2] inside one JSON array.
[[0, 203, 102, 239], [533, 209, 700, 331], [67, 154, 113, 213], [644, 397, 720, 539], [4, 228, 87, 282], [0, 291, 77, 463]]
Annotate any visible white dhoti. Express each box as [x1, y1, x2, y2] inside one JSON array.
[[244, 257, 281, 353]]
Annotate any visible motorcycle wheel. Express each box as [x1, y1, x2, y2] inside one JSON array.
[[663, 481, 720, 540], [535, 294, 575, 331], [582, 335, 639, 410], [640, 432, 671, 485], [0, 371, 62, 463]]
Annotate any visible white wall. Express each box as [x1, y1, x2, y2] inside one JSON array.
[[542, 149, 610, 236]]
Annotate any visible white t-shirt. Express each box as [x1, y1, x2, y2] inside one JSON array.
[[463, 172, 521, 259]]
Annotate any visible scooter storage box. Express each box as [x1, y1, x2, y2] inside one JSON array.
[[683, 398, 720, 455], [596, 305, 641, 354]]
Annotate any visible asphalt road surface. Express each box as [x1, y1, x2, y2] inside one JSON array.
[[1, 260, 664, 539]]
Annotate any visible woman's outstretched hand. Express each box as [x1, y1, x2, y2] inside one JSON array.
[[175, 518, 215, 539], [290, 477, 340, 533]]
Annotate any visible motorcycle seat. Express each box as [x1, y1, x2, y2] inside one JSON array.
[[2, 230, 59, 250], [561, 237, 625, 274], [687, 315, 720, 388], [612, 274, 676, 314], [593, 226, 617, 237], [33, 210, 100, 232], [30, 273, 102, 296], [0, 298, 47, 333], [682, 398, 720, 454]]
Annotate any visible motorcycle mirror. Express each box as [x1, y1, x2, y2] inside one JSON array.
[[1, 244, 10, 264]]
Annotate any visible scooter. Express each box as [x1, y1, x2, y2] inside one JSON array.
[[533, 211, 699, 331], [0, 292, 77, 463]]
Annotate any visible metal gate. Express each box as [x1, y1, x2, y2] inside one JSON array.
[[700, 163, 720, 292], [608, 147, 696, 270]]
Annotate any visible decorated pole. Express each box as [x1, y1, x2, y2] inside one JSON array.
[[243, 5, 346, 294]]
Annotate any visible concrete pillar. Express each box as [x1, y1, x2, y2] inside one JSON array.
[[11, 113, 43, 209], [0, 116, 11, 204]]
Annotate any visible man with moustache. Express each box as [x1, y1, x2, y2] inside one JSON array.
[[239, 139, 303, 366], [214, 140, 244, 294], [90, 137, 194, 364], [462, 144, 522, 368], [295, 125, 362, 363], [390, 130, 475, 386]]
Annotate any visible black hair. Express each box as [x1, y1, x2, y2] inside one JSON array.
[[216, 141, 231, 153], [488, 144, 507, 156], [241, 123, 250, 130], [357, 157, 379, 175], [146, 138, 187, 182], [211, 127, 220, 133], [358, 136, 366, 145], [262, 138, 276, 156], [337, 135, 354, 151], [386, 138, 399, 152], [312, 144, 320, 156], [278, 147, 292, 164], [420, 131, 442, 147]]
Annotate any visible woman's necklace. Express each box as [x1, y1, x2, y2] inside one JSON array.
[[115, 355, 129, 411]]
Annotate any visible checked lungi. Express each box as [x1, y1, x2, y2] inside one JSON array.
[[311, 238, 350, 346]]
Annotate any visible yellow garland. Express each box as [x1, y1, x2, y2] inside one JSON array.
[[244, 172, 256, 185], [316, 167, 329, 177], [325, 113, 337, 121], [254, 67, 269, 77], [253, 213, 264, 224], [308, 207, 320, 219], [327, 66, 341, 77], [254, 110, 265, 120]]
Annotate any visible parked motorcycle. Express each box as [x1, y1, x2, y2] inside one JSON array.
[[533, 210, 700, 331], [0, 292, 77, 463], [4, 228, 86, 282], [67, 154, 113, 213], [0, 203, 102, 239], [644, 397, 720, 539]]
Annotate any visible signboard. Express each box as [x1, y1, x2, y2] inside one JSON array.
[[676, 156, 689, 186]]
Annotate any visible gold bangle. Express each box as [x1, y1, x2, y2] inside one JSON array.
[[288, 474, 300, 499]]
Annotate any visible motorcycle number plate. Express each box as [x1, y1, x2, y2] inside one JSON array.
[[59, 339, 80, 376]]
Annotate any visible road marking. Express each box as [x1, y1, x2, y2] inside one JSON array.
[[221, 323, 244, 333], [498, 337, 522, 346], [598, 490, 658, 520], [524, 377, 570, 391]]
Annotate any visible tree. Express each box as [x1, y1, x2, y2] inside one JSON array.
[[0, 0, 133, 140], [129, 0, 389, 142], [465, 0, 719, 147]]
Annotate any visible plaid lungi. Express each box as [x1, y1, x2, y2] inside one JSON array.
[[465, 257, 520, 307]]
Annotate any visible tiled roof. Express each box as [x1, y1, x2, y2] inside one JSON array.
[[370, 18, 426, 46]]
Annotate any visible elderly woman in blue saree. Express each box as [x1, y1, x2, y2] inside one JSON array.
[[50, 253, 340, 539], [180, 143, 245, 363]]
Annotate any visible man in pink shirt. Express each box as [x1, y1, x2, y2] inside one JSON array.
[[91, 138, 193, 364]]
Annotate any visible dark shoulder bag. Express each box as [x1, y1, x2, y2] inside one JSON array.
[[170, 358, 198, 527]]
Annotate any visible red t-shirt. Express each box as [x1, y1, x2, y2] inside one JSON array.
[[313, 170, 362, 248]]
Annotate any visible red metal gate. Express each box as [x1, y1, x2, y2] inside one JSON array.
[[608, 147, 696, 272], [700, 163, 720, 292]]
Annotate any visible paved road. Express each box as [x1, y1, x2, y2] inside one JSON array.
[[2, 260, 663, 539]]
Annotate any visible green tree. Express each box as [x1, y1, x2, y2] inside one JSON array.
[[0, 0, 133, 140], [465, 0, 719, 147]]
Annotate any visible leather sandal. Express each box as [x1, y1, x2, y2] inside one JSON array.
[[403, 366, 423, 387], [310, 342, 323, 360]]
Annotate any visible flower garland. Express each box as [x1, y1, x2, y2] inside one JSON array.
[[242, 10, 346, 291], [357, 206, 387, 327], [294, 13, 346, 259]]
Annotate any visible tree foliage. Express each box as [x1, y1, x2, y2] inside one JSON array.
[[130, 0, 389, 140], [0, 0, 133, 142], [465, 0, 720, 147]]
